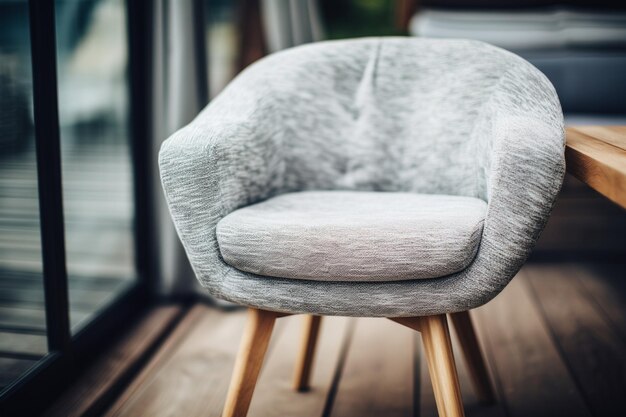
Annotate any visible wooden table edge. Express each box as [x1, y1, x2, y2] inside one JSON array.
[[565, 126, 626, 210]]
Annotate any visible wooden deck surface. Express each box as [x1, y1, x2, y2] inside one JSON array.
[[77, 263, 626, 417]]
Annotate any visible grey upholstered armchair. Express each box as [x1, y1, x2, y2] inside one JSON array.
[[160, 38, 565, 417]]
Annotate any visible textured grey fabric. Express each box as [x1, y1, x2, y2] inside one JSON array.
[[217, 191, 487, 281], [159, 37, 565, 317]]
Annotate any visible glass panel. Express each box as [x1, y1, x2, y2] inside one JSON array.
[[55, 0, 136, 332], [0, 1, 48, 391], [206, 0, 239, 97]]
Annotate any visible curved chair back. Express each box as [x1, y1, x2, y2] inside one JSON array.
[[203, 37, 561, 199]]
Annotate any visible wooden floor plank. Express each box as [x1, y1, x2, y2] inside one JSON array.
[[104, 305, 247, 417], [451, 317, 505, 417], [525, 265, 626, 416], [248, 315, 351, 417], [573, 264, 626, 343], [48, 263, 626, 417], [473, 272, 591, 417], [329, 318, 414, 417], [44, 305, 183, 417]]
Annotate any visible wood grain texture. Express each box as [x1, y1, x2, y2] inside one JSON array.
[[248, 315, 350, 417], [418, 333, 439, 417], [450, 331, 506, 417], [222, 309, 279, 417], [449, 311, 495, 405], [524, 265, 626, 416], [330, 318, 414, 417], [420, 315, 465, 417], [571, 126, 626, 151], [419, 327, 507, 417], [394, 314, 495, 417], [389, 316, 421, 332], [472, 273, 591, 417], [565, 126, 626, 209], [44, 305, 183, 417], [55, 264, 626, 417], [293, 315, 322, 391], [104, 305, 246, 417], [573, 264, 626, 342]]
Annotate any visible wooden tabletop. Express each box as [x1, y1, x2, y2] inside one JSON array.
[[565, 126, 626, 210]]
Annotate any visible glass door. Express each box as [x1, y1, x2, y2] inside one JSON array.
[[0, 0, 48, 390], [55, 0, 138, 332], [0, 0, 152, 413]]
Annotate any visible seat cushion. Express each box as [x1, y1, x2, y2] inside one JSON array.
[[216, 191, 487, 282]]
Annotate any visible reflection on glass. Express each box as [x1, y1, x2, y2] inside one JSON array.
[[0, 1, 48, 392], [55, 0, 136, 332], [206, 0, 239, 97]]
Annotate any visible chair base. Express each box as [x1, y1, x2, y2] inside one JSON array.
[[221, 309, 495, 417]]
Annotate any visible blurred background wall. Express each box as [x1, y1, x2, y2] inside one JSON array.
[[1, 0, 623, 306]]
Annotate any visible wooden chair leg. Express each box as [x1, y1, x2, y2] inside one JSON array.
[[420, 315, 465, 417], [222, 308, 278, 417], [293, 315, 322, 391], [392, 314, 465, 417], [449, 311, 496, 404]]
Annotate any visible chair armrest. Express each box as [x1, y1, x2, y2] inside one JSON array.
[[464, 112, 565, 303], [159, 118, 284, 283], [485, 114, 566, 250]]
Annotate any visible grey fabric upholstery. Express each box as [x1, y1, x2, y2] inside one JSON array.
[[217, 191, 487, 281], [159, 37, 565, 317]]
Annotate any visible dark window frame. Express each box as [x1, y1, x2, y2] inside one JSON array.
[[0, 0, 155, 414]]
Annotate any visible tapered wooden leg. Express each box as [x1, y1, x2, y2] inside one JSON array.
[[421, 315, 465, 417], [222, 308, 278, 417], [449, 311, 496, 404], [392, 314, 465, 417], [293, 315, 322, 391]]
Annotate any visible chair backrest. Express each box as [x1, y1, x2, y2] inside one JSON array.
[[202, 37, 559, 200]]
